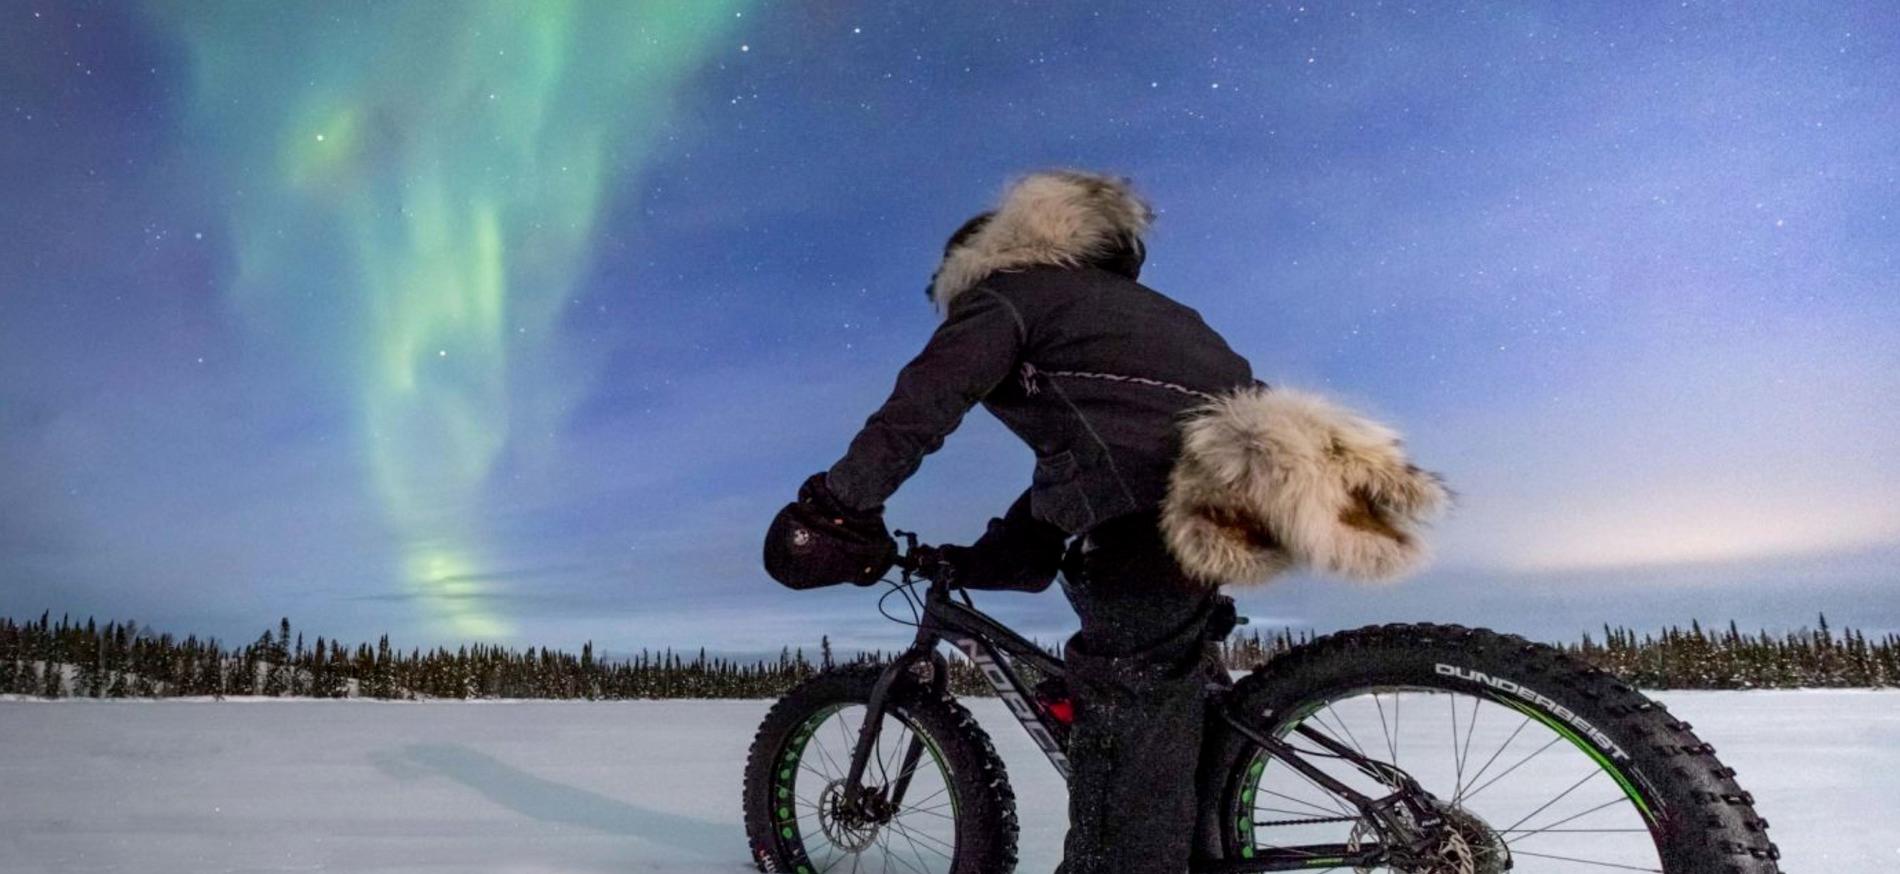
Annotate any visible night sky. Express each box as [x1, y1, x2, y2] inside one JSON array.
[[3, 2, 1896, 655]]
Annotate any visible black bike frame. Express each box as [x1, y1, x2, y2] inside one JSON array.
[[840, 558, 1435, 872]]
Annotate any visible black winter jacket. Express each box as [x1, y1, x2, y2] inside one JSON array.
[[825, 264, 1255, 558]]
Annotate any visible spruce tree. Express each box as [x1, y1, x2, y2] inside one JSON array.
[[40, 659, 63, 699]]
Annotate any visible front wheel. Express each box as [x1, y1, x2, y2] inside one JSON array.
[[1201, 623, 1780, 873], [742, 665, 1020, 874]]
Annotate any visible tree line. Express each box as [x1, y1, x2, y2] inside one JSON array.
[[0, 612, 1892, 701]]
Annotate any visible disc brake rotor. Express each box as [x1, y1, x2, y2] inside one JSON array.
[[816, 779, 882, 853], [1344, 803, 1508, 874]]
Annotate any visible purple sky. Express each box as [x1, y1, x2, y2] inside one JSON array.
[[2, 1, 1896, 655]]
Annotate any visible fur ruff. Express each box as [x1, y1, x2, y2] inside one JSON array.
[[1161, 385, 1450, 586], [930, 170, 1153, 312]]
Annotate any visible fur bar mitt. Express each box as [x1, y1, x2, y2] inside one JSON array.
[[1160, 385, 1450, 586]]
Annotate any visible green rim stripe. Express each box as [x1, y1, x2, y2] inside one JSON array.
[[1498, 697, 1657, 824], [774, 705, 844, 867]]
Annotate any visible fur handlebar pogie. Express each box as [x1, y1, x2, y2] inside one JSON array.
[[1159, 386, 1450, 587]]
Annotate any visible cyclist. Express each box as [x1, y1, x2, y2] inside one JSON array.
[[769, 170, 1259, 873]]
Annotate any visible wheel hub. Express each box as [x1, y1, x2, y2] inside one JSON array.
[[817, 779, 884, 852], [1346, 802, 1509, 874], [1430, 804, 1510, 874]]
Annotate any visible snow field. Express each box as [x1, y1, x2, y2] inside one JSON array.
[[0, 690, 1892, 872]]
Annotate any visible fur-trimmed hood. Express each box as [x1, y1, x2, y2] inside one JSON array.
[[929, 170, 1153, 312]]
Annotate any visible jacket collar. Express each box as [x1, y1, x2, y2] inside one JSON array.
[[929, 171, 1153, 313]]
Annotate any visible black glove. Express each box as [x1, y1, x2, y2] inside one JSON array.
[[762, 473, 896, 589], [935, 491, 1068, 592]]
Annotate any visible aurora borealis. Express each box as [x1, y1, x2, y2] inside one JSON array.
[[3, 3, 1897, 652], [156, 2, 748, 637]]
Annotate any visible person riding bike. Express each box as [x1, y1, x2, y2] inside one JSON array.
[[762, 172, 1779, 872], [771, 170, 1270, 873]]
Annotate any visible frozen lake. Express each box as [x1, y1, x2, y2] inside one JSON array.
[[0, 690, 1893, 872]]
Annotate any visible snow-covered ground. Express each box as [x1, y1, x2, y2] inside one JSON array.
[[0, 690, 1892, 872]]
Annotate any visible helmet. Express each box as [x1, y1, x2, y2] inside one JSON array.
[[763, 492, 896, 591]]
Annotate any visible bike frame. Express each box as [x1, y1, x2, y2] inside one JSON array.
[[839, 544, 1444, 872]]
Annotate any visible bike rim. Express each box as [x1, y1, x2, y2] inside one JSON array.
[[1234, 686, 1665, 873], [771, 703, 960, 874]]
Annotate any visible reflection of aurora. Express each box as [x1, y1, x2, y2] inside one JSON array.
[[159, 3, 747, 636]]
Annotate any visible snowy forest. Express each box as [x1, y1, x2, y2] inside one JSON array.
[[1, 613, 1893, 701]]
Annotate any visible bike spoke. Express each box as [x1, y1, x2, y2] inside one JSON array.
[[801, 760, 840, 784], [815, 842, 846, 874], [836, 709, 860, 774], [1457, 711, 1530, 804], [1508, 827, 1650, 835], [895, 800, 957, 820], [891, 830, 940, 874], [1508, 848, 1662, 871], [886, 818, 957, 858], [900, 783, 950, 810], [1462, 733, 1562, 803], [1392, 691, 1401, 770], [809, 712, 849, 778], [875, 828, 931, 874], [889, 823, 941, 874], [1448, 692, 1466, 794], [1503, 794, 1635, 844], [894, 806, 955, 822], [1319, 703, 1370, 762], [1263, 762, 1359, 818], [1499, 766, 1603, 835], [1455, 693, 1482, 799], [1372, 692, 1399, 766]]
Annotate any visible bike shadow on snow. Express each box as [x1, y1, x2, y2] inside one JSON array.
[[374, 742, 735, 862]]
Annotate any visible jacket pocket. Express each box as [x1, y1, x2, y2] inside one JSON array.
[[1030, 450, 1096, 534]]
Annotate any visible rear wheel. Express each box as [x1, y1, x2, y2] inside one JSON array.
[[743, 665, 1019, 874], [1201, 624, 1780, 873]]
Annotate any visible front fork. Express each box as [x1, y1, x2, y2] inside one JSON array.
[[838, 643, 946, 819]]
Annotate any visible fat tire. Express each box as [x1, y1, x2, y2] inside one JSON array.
[[743, 665, 1020, 873], [1200, 623, 1781, 873]]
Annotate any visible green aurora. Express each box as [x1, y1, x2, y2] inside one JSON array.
[[156, 2, 749, 637]]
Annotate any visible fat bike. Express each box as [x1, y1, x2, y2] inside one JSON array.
[[742, 532, 1780, 873]]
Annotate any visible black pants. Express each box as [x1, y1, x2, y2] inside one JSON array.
[[1056, 512, 1227, 874]]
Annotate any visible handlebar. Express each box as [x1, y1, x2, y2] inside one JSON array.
[[890, 529, 940, 577], [892, 529, 922, 567], [891, 529, 960, 592]]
